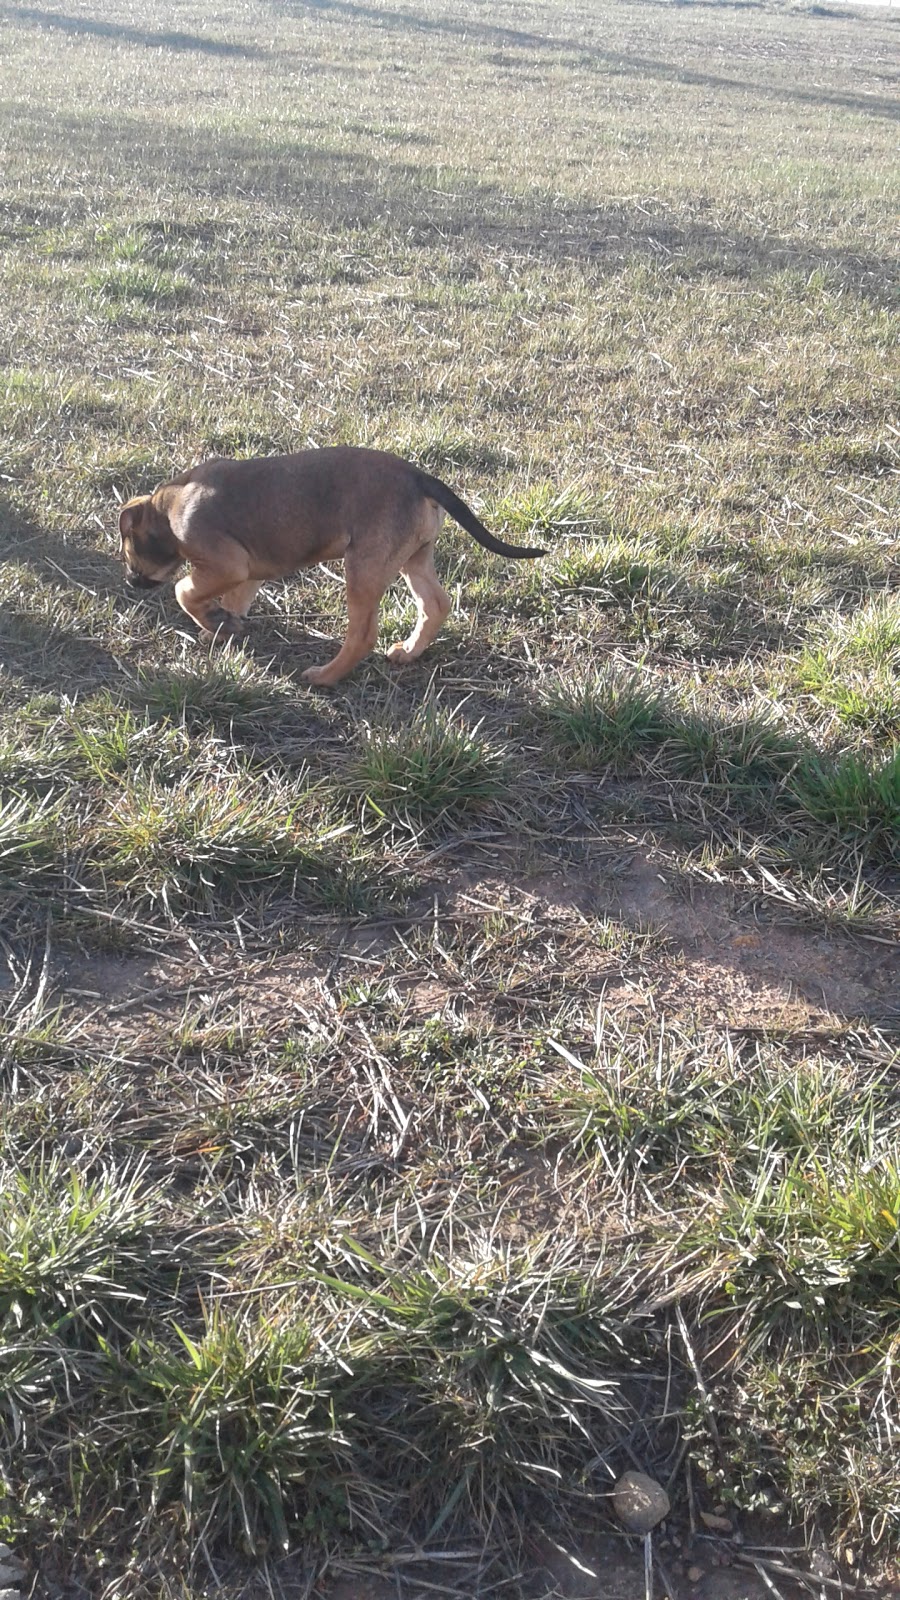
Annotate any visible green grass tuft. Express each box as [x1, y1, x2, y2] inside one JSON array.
[[0, 793, 61, 880], [93, 767, 338, 912], [351, 697, 505, 825], [796, 594, 900, 739], [541, 666, 670, 772], [490, 481, 600, 541], [0, 1158, 174, 1343], [133, 655, 291, 733], [788, 747, 900, 860], [129, 1311, 346, 1556]]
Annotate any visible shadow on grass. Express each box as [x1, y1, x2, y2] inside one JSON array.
[[128, 657, 336, 749], [0, 491, 124, 599], [404, 675, 900, 1026], [282, 0, 900, 122], [538, 672, 900, 862], [8, 103, 896, 308], [538, 557, 802, 660], [0, 603, 123, 696], [0, 495, 128, 695], [7, 5, 265, 56]]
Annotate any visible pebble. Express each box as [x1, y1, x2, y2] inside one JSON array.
[[810, 1546, 838, 1580], [612, 1470, 671, 1534], [699, 1510, 733, 1533], [0, 1543, 25, 1594], [686, 1564, 704, 1583]]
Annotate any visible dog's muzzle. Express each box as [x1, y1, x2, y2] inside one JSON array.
[[125, 570, 164, 591]]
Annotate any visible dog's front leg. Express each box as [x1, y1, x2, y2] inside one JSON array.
[[175, 562, 250, 643]]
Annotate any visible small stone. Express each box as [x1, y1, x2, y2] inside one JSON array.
[[612, 1469, 671, 1534], [700, 1510, 733, 1533], [0, 1589, 23, 1600], [686, 1565, 704, 1584], [810, 1546, 837, 1580]]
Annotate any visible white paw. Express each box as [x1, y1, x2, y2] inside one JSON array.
[[386, 641, 413, 663], [302, 664, 333, 686]]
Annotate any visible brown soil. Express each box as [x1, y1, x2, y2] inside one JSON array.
[[22, 840, 897, 1041]]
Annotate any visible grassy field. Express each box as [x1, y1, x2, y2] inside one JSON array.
[[0, 0, 899, 1593]]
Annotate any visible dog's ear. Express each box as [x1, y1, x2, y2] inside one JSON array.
[[118, 498, 149, 538]]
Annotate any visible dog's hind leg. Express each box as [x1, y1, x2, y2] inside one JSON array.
[[302, 562, 384, 687], [386, 543, 452, 664]]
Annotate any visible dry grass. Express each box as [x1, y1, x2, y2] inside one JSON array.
[[0, 0, 899, 1594]]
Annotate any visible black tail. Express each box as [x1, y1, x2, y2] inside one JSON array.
[[416, 470, 546, 559]]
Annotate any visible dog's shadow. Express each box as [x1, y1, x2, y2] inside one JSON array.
[[0, 491, 123, 600], [0, 493, 129, 696]]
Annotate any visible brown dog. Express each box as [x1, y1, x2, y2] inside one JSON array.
[[118, 447, 545, 685]]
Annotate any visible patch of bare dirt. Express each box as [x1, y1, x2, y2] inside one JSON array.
[[610, 851, 898, 1028], [10, 839, 897, 1046], [435, 850, 899, 1032]]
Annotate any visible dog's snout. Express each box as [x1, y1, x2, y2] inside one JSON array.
[[126, 570, 163, 591]]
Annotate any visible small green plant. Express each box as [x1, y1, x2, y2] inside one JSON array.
[[94, 767, 325, 910], [129, 1311, 349, 1554], [134, 657, 290, 733], [66, 704, 150, 781], [308, 1243, 631, 1532], [669, 707, 799, 794], [548, 1019, 876, 1181], [549, 535, 664, 601], [85, 263, 193, 308], [0, 1158, 173, 1341], [541, 666, 670, 771], [796, 595, 900, 737], [490, 481, 600, 540], [0, 794, 61, 880], [352, 698, 504, 824], [692, 1152, 900, 1352], [788, 747, 900, 860], [408, 427, 509, 475]]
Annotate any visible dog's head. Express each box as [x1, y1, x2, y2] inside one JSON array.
[[118, 496, 182, 590]]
